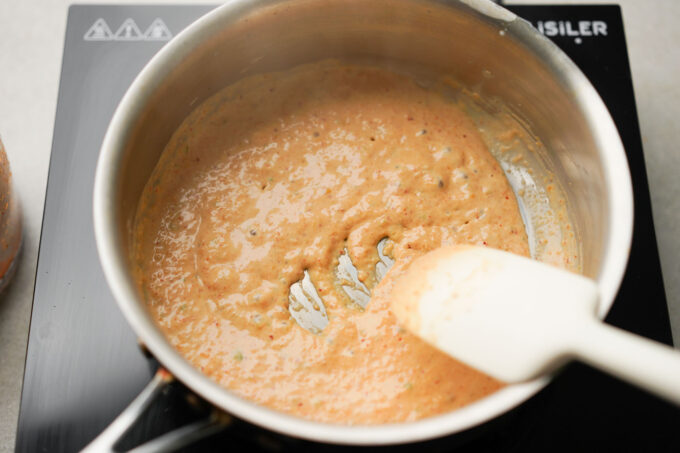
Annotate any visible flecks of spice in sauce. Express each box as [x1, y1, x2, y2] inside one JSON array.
[[133, 61, 529, 425]]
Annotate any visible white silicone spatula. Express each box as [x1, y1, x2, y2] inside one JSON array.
[[390, 245, 680, 405]]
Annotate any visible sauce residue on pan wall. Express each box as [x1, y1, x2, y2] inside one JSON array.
[[133, 60, 535, 424]]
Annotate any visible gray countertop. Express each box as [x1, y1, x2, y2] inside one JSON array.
[[1, 0, 678, 451]]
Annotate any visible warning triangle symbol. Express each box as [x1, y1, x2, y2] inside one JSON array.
[[144, 18, 173, 41], [83, 18, 113, 41], [114, 18, 143, 41]]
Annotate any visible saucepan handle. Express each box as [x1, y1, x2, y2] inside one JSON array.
[[81, 368, 229, 453]]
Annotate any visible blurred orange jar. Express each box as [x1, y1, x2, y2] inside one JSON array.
[[0, 137, 21, 291]]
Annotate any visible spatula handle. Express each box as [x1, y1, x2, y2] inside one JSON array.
[[570, 318, 680, 405]]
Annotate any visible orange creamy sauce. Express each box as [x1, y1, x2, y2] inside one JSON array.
[[133, 61, 530, 424]]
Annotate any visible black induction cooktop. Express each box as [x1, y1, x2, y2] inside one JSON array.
[[15, 4, 680, 453]]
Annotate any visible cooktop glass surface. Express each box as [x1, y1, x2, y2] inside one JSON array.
[[16, 4, 680, 452]]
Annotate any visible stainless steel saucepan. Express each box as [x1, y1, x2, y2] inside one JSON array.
[[92, 0, 633, 449]]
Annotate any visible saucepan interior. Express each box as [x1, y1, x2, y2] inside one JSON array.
[[94, 0, 632, 445]]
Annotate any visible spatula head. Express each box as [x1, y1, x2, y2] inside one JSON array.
[[390, 245, 600, 382]]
